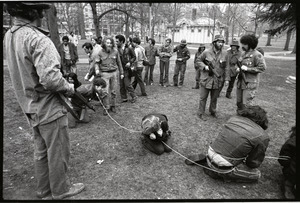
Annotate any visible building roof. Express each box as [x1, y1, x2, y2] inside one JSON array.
[[167, 17, 225, 28]]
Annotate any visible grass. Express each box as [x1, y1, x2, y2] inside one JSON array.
[[3, 48, 296, 200]]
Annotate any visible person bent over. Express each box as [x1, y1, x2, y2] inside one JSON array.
[[278, 126, 296, 199], [187, 105, 269, 183], [141, 113, 172, 155]]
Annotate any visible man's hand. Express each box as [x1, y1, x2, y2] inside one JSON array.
[[125, 62, 131, 68], [120, 74, 124, 79], [157, 128, 163, 137], [149, 133, 156, 140], [84, 73, 89, 81], [95, 69, 100, 76], [65, 83, 75, 97], [224, 81, 229, 87], [236, 67, 240, 73], [177, 58, 183, 62], [241, 65, 248, 71], [204, 65, 209, 71]]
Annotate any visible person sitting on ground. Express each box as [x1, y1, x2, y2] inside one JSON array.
[[141, 113, 172, 155], [278, 126, 296, 199], [185, 105, 269, 183], [66, 73, 106, 128]]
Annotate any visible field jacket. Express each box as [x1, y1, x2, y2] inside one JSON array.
[[58, 42, 78, 63], [4, 18, 74, 127], [195, 47, 229, 89], [173, 45, 190, 63], [226, 49, 242, 78], [211, 116, 269, 168], [145, 45, 159, 65], [237, 49, 266, 87], [117, 45, 136, 71]]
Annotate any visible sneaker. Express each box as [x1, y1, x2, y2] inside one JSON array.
[[131, 96, 138, 103], [110, 106, 116, 113], [211, 112, 218, 118], [171, 84, 178, 87], [159, 83, 162, 86], [52, 183, 85, 200], [36, 190, 51, 199], [178, 85, 182, 88], [150, 83, 153, 85], [141, 93, 147, 96], [192, 86, 199, 89], [121, 99, 128, 103]]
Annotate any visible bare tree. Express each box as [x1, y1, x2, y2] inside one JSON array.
[[45, 3, 60, 49]]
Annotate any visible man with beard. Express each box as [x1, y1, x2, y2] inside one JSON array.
[[172, 39, 190, 87], [236, 34, 266, 111], [58, 35, 78, 76], [195, 35, 229, 121], [131, 37, 147, 96], [115, 34, 138, 103], [4, 2, 84, 199], [144, 38, 159, 85], [192, 43, 206, 89], [158, 38, 172, 87], [95, 37, 124, 115], [219, 39, 242, 98]]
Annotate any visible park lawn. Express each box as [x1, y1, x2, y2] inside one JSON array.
[[3, 55, 295, 200]]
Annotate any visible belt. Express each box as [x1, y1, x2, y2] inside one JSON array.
[[207, 156, 234, 170]]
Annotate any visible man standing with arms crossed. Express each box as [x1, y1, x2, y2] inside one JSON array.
[[4, 2, 84, 199], [236, 34, 266, 111], [115, 34, 138, 103], [195, 35, 229, 121], [158, 38, 172, 87]]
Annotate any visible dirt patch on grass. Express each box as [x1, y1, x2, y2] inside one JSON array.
[[3, 56, 295, 200]]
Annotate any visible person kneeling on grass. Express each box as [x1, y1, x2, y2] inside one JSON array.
[[185, 105, 269, 183], [66, 73, 106, 128], [141, 113, 172, 155]]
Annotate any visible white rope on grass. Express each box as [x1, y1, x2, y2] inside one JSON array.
[[96, 93, 142, 133]]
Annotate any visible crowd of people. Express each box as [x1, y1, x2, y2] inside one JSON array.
[[3, 2, 296, 200]]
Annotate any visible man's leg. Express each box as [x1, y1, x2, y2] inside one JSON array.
[[193, 67, 200, 88], [209, 88, 220, 116], [123, 71, 137, 100], [179, 63, 186, 86], [164, 60, 170, 86], [120, 74, 128, 101], [110, 71, 117, 110], [226, 76, 236, 98], [136, 67, 147, 95], [221, 163, 261, 183], [100, 72, 111, 112], [38, 116, 71, 197], [243, 83, 258, 107], [143, 65, 150, 85], [142, 135, 165, 155], [198, 85, 210, 116], [173, 63, 180, 86], [159, 60, 164, 85], [149, 65, 155, 84], [236, 87, 244, 111]]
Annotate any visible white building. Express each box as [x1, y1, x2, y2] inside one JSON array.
[[167, 17, 225, 44]]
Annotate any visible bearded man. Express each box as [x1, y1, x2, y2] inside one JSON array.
[[195, 35, 229, 121], [95, 37, 124, 115]]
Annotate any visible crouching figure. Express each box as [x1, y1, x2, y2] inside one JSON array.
[[141, 113, 172, 155], [186, 105, 269, 183]]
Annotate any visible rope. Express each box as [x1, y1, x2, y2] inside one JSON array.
[[96, 93, 142, 133]]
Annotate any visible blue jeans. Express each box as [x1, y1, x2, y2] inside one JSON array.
[[173, 62, 186, 85], [159, 60, 170, 85], [33, 115, 71, 196], [132, 66, 146, 95], [120, 71, 136, 100], [144, 65, 155, 85]]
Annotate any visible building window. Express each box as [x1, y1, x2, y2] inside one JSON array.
[[191, 29, 194, 33], [198, 29, 201, 32]]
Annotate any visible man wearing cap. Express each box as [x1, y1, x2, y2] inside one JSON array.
[[58, 35, 79, 76], [158, 38, 172, 87], [192, 43, 206, 89], [236, 34, 266, 111], [195, 34, 229, 120], [4, 2, 85, 199], [172, 39, 190, 87], [219, 39, 242, 98]]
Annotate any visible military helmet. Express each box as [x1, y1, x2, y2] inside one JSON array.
[[230, 38, 240, 47], [212, 34, 225, 43]]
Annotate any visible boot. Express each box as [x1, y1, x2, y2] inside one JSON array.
[[192, 84, 200, 89], [226, 92, 232, 99]]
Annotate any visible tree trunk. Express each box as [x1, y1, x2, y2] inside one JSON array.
[[125, 14, 130, 39], [291, 40, 296, 54], [172, 3, 176, 43], [90, 3, 100, 37], [265, 32, 272, 46], [283, 28, 292, 51], [77, 3, 86, 39], [45, 3, 61, 50]]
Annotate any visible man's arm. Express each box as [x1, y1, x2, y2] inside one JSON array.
[[116, 52, 124, 76], [129, 47, 136, 65], [32, 36, 74, 95], [241, 53, 266, 74]]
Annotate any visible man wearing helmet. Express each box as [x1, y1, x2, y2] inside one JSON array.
[[4, 2, 85, 200], [195, 35, 229, 121]]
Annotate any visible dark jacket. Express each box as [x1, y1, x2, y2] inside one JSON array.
[[117, 45, 136, 70], [145, 45, 159, 65], [226, 49, 242, 78], [195, 47, 229, 89], [211, 115, 269, 168], [158, 44, 172, 62], [58, 42, 78, 63], [173, 45, 190, 63]]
